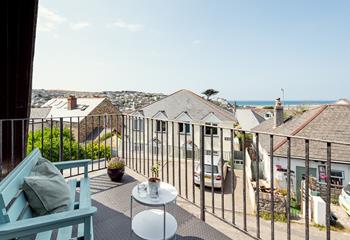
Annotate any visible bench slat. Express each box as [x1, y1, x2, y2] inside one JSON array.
[[77, 178, 91, 238], [7, 191, 27, 222], [56, 179, 77, 240], [35, 230, 52, 240], [19, 203, 32, 220], [0, 149, 41, 208]]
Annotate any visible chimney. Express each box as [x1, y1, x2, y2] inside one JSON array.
[[67, 95, 77, 110], [274, 97, 284, 128]]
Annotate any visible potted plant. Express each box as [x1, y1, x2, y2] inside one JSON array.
[[148, 162, 161, 198], [107, 157, 125, 182]]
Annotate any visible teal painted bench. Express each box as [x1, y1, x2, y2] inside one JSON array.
[[0, 149, 97, 240]]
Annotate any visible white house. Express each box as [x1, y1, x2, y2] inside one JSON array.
[[252, 99, 350, 203], [130, 89, 239, 162]]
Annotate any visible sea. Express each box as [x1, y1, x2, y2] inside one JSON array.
[[230, 100, 334, 107]]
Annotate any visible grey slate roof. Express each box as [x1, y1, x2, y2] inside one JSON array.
[[30, 107, 51, 119], [236, 109, 265, 130], [252, 105, 350, 163], [133, 89, 236, 122]]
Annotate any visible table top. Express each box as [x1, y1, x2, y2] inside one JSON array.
[[132, 181, 177, 206]]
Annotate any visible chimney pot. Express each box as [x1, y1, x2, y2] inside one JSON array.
[[274, 97, 284, 128], [67, 95, 77, 110]]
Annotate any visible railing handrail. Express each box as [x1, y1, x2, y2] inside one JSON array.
[[2, 113, 349, 147]]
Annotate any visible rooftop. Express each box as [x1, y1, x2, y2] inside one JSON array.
[[253, 104, 350, 162], [133, 89, 237, 123], [41, 97, 108, 121]]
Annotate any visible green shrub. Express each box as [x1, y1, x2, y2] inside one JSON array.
[[27, 127, 111, 162]]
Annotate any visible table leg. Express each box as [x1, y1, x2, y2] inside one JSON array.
[[163, 203, 166, 240], [130, 196, 133, 237]]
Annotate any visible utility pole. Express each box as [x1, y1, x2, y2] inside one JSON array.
[[281, 88, 285, 106]]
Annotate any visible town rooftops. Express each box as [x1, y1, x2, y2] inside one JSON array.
[[41, 97, 107, 121], [132, 89, 236, 123], [252, 104, 350, 163]]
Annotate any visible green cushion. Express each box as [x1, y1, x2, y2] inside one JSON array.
[[23, 157, 71, 216]]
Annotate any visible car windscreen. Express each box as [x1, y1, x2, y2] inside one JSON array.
[[344, 184, 350, 196], [204, 164, 218, 174]]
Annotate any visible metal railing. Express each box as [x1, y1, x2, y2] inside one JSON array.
[[1, 113, 349, 240]]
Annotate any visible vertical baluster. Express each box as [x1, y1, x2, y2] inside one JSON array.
[[41, 119, 44, 153], [185, 123, 188, 199], [31, 119, 34, 151], [151, 119, 154, 169], [110, 115, 113, 159], [305, 139, 310, 240], [104, 115, 107, 167], [178, 123, 181, 195], [135, 117, 138, 172], [91, 116, 94, 171], [143, 118, 146, 175], [156, 121, 159, 172], [50, 118, 53, 161], [231, 129, 235, 224], [59, 118, 63, 163], [161, 121, 164, 181], [84, 117, 88, 160], [210, 127, 214, 214], [125, 116, 128, 166], [77, 117, 80, 175], [326, 142, 331, 240], [138, 118, 143, 173], [130, 116, 133, 169], [220, 128, 224, 219], [286, 137, 291, 240], [121, 115, 124, 159], [270, 135, 274, 240], [242, 131, 247, 231], [166, 121, 169, 183], [98, 116, 101, 169], [172, 122, 175, 186], [192, 124, 195, 204], [200, 125, 205, 221], [255, 133, 260, 239], [69, 117, 72, 176], [0, 120, 3, 179], [147, 118, 150, 177]]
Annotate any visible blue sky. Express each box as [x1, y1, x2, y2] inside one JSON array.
[[33, 0, 350, 100]]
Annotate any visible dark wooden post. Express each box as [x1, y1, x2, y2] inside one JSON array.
[[0, 0, 38, 178]]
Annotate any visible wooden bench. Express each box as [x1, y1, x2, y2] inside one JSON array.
[[0, 149, 97, 240]]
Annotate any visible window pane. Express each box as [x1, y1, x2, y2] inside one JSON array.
[[185, 123, 190, 133], [156, 121, 161, 131], [179, 123, 184, 132], [204, 164, 218, 174]]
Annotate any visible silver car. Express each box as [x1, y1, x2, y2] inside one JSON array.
[[194, 155, 228, 188]]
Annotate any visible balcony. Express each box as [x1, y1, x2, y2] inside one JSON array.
[[0, 114, 350, 239]]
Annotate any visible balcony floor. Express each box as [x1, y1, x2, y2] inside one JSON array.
[[88, 172, 231, 240]]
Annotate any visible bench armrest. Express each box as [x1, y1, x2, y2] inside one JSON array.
[[0, 207, 96, 239], [54, 159, 91, 176]]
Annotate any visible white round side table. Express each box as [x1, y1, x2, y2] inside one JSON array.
[[130, 181, 178, 240]]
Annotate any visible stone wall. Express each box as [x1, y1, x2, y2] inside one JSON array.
[[77, 98, 122, 142], [309, 177, 342, 202], [258, 191, 287, 214]]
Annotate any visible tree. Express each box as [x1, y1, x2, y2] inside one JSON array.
[[202, 89, 219, 100], [27, 127, 111, 162]]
